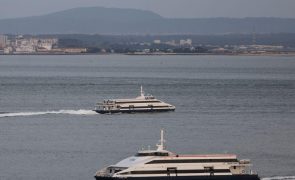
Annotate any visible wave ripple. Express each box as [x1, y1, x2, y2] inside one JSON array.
[[262, 176, 295, 180], [0, 109, 97, 118]]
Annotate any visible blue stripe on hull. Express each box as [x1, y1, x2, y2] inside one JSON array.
[[93, 109, 175, 114], [95, 175, 260, 180]]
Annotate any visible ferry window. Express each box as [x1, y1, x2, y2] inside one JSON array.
[[136, 153, 151, 156], [204, 167, 214, 172], [155, 152, 169, 156], [136, 152, 169, 156], [167, 167, 177, 176], [204, 167, 214, 176]]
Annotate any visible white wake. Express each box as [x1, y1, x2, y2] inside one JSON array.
[[0, 109, 97, 118], [262, 176, 295, 180]]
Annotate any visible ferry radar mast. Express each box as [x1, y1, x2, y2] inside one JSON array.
[[140, 85, 144, 97], [156, 129, 165, 151]]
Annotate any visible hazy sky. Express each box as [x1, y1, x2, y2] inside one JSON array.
[[1, 0, 295, 19]]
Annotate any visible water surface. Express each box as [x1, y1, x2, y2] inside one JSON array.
[[0, 55, 295, 180]]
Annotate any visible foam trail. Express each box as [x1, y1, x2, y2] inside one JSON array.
[[0, 109, 97, 118], [262, 176, 295, 180]]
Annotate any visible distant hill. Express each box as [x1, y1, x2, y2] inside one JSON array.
[[1, 7, 295, 34]]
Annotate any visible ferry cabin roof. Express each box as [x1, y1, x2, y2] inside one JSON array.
[[100, 99, 160, 104], [112, 153, 240, 168]]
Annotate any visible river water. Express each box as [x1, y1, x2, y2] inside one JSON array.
[[0, 55, 294, 180]]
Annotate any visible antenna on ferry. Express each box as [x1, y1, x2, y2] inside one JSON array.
[[157, 129, 165, 151], [140, 85, 144, 97]]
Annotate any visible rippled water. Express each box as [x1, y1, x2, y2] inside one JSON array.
[[0, 55, 294, 180]]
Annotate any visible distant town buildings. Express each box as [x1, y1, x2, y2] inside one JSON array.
[[231, 44, 285, 54], [153, 40, 161, 44], [0, 35, 8, 49], [0, 34, 293, 55], [179, 39, 192, 46], [3, 46, 13, 54], [153, 39, 193, 47], [165, 40, 177, 46], [0, 35, 88, 54], [13, 35, 58, 54]]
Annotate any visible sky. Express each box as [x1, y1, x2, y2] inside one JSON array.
[[1, 0, 295, 19]]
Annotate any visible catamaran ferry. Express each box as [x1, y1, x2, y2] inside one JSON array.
[[93, 86, 175, 114], [94, 130, 260, 180]]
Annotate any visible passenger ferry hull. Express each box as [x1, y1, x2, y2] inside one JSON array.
[[93, 108, 175, 114], [95, 175, 260, 180]]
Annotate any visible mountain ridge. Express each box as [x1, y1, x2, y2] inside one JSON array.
[[1, 7, 295, 34]]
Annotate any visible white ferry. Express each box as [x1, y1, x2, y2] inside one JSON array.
[[93, 86, 175, 114], [95, 130, 260, 180]]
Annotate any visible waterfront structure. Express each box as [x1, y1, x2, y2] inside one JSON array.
[[63, 48, 87, 53]]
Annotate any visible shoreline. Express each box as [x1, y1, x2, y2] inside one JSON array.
[[1, 52, 295, 57]]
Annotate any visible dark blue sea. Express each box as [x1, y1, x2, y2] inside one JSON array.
[[0, 55, 295, 180]]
